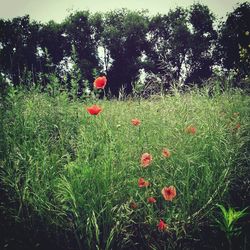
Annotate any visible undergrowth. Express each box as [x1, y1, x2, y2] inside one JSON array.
[[0, 83, 249, 249]]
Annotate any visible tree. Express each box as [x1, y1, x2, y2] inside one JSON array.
[[146, 8, 192, 85], [102, 9, 149, 95], [145, 4, 217, 86], [0, 16, 40, 85], [38, 20, 66, 66], [186, 3, 217, 84], [218, 2, 250, 78], [62, 11, 100, 85]]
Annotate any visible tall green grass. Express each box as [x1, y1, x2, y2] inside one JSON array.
[[1, 84, 249, 249]]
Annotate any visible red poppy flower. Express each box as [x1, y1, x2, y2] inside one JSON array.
[[185, 125, 196, 135], [161, 186, 176, 201], [157, 219, 168, 232], [130, 201, 138, 209], [162, 148, 171, 158], [147, 197, 156, 203], [141, 153, 152, 168], [131, 118, 141, 126], [86, 105, 102, 115], [138, 177, 150, 188], [235, 123, 240, 129], [94, 76, 107, 89]]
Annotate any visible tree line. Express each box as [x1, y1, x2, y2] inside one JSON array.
[[0, 2, 249, 96]]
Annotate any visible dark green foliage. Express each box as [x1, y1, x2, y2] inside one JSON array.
[[0, 16, 40, 85], [218, 2, 250, 78], [38, 21, 66, 66], [0, 3, 249, 95], [145, 4, 217, 86], [186, 3, 217, 84], [62, 11, 100, 83], [102, 9, 149, 95]]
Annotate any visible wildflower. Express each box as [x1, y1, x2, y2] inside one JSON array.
[[233, 112, 239, 117], [161, 186, 176, 201], [147, 197, 156, 203], [235, 123, 241, 129], [186, 125, 196, 135], [157, 219, 168, 232], [245, 31, 249, 36], [86, 104, 102, 115], [162, 148, 171, 158], [131, 118, 141, 126], [94, 76, 107, 89], [141, 153, 153, 168], [138, 177, 150, 188], [130, 201, 138, 209]]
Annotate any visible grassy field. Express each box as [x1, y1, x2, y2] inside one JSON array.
[[0, 84, 250, 249]]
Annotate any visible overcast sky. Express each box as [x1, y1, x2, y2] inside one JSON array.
[[0, 0, 246, 23]]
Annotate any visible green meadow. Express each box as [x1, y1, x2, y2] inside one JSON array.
[[1, 83, 249, 249]]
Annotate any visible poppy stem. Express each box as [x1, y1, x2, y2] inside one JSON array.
[[139, 126, 143, 153], [103, 88, 106, 100]]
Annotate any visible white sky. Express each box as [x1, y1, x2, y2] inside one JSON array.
[[0, 0, 247, 23]]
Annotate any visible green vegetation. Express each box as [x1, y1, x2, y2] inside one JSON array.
[[1, 81, 249, 249], [0, 2, 249, 94], [0, 1, 249, 249], [214, 204, 248, 250]]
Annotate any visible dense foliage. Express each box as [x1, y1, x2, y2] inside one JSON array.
[[0, 2, 249, 95], [0, 80, 250, 249], [0, 2, 250, 249]]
